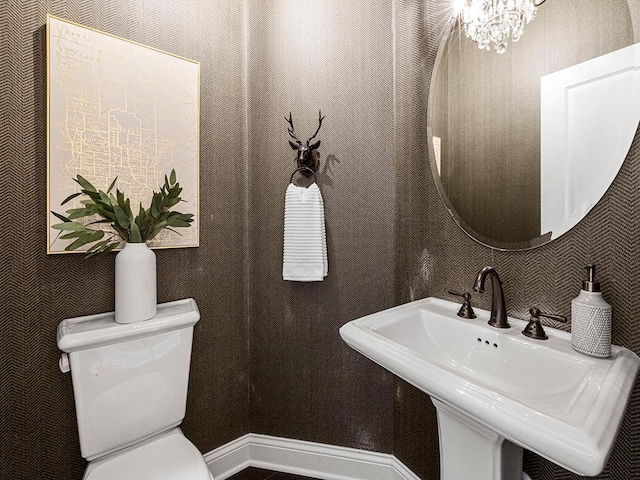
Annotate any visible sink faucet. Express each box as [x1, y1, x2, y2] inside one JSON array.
[[473, 266, 509, 328]]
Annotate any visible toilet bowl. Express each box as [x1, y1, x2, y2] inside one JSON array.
[[57, 298, 212, 479]]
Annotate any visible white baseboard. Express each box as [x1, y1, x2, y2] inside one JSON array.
[[203, 434, 421, 480]]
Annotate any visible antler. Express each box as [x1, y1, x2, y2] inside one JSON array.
[[285, 112, 302, 146], [306, 110, 325, 146]]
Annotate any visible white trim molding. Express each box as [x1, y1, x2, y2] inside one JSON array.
[[204, 434, 421, 480]]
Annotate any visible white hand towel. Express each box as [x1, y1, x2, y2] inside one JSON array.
[[283, 182, 328, 281]]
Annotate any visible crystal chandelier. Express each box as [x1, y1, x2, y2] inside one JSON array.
[[457, 0, 546, 54]]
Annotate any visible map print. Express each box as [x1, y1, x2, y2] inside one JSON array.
[[47, 16, 199, 253]]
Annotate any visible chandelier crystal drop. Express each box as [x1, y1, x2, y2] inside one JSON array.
[[458, 0, 544, 54]]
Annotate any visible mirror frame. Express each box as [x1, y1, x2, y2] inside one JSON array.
[[427, 0, 640, 251]]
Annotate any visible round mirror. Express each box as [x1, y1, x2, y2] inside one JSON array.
[[428, 0, 640, 250]]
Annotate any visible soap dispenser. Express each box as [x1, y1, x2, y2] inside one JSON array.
[[571, 264, 612, 358]]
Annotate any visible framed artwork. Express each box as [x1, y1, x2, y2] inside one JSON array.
[[47, 15, 199, 253]]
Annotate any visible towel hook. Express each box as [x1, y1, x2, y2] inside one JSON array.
[[285, 111, 325, 178], [290, 166, 317, 183]]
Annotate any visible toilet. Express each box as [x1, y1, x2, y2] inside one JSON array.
[[57, 298, 213, 480]]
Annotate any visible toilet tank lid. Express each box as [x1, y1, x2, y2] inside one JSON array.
[[57, 298, 200, 353]]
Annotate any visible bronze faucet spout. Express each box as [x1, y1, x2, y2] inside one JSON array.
[[473, 266, 509, 328]]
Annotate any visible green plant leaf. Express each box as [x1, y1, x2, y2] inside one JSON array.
[[168, 186, 182, 198], [163, 196, 181, 208], [168, 212, 194, 224], [84, 239, 113, 257], [106, 176, 118, 193], [113, 223, 128, 242], [86, 219, 112, 226], [60, 230, 89, 239], [125, 198, 133, 223], [66, 208, 95, 220], [83, 203, 100, 215], [170, 169, 176, 185], [51, 211, 71, 223], [95, 204, 116, 221], [151, 193, 163, 218], [116, 189, 125, 208], [166, 216, 192, 228], [138, 205, 151, 239], [137, 203, 146, 223], [61, 191, 82, 205], [79, 200, 98, 211], [102, 241, 120, 254], [64, 230, 104, 251], [83, 190, 102, 203], [113, 205, 130, 229], [98, 190, 111, 204], [85, 240, 120, 258], [75, 175, 97, 192], [130, 222, 143, 242], [86, 239, 110, 253], [51, 221, 87, 231], [147, 221, 168, 241]]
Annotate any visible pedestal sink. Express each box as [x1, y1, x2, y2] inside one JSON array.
[[339, 298, 640, 479]]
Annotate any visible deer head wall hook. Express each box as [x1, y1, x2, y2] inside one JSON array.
[[286, 110, 325, 178]]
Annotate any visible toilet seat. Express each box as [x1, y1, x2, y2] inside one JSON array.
[[83, 429, 213, 480]]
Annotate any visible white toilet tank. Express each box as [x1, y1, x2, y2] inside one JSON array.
[[57, 298, 200, 461]]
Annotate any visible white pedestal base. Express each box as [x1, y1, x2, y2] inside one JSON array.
[[432, 399, 523, 480]]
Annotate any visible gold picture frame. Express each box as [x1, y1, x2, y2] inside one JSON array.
[[47, 15, 200, 253]]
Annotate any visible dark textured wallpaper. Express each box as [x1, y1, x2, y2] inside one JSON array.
[[246, 0, 397, 453], [1, 1, 248, 479], [4, 1, 640, 480], [396, 0, 640, 479]]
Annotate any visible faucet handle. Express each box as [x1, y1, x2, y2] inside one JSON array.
[[529, 307, 567, 323], [523, 307, 567, 340], [448, 290, 476, 319]]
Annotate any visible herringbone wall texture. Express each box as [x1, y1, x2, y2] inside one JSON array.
[[246, 0, 397, 453], [1, 2, 248, 479], [392, 2, 441, 479], [4, 1, 640, 479], [394, 0, 640, 478]]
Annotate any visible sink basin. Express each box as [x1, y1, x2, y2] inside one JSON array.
[[340, 297, 639, 477]]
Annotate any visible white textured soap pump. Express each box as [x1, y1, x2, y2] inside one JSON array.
[[571, 264, 612, 358]]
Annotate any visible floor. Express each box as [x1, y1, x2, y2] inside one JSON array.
[[227, 467, 320, 480]]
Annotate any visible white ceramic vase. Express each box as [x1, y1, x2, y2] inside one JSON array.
[[115, 242, 157, 324]]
